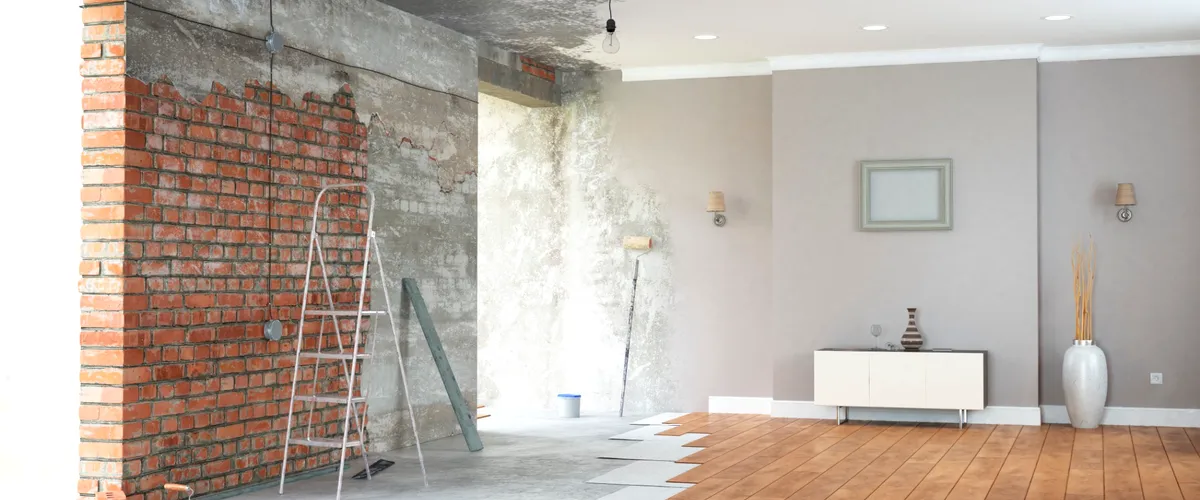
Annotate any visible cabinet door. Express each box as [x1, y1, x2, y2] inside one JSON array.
[[868, 353, 927, 408], [814, 351, 870, 407], [925, 353, 985, 410]]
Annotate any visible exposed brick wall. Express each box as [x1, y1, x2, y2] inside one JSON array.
[[519, 55, 557, 82], [81, 2, 376, 497]]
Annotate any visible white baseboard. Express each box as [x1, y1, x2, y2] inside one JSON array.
[[770, 400, 1042, 426], [708, 396, 772, 415], [1041, 405, 1200, 427]]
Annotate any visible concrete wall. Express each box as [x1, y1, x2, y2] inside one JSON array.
[[127, 0, 477, 461], [1039, 56, 1200, 408], [771, 61, 1041, 407], [0, 1, 81, 496], [478, 73, 772, 413]]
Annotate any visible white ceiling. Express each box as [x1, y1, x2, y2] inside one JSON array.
[[575, 0, 1200, 69]]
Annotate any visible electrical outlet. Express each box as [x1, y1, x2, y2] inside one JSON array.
[[1151, 373, 1164, 385]]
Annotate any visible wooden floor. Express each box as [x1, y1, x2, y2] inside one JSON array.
[[660, 413, 1200, 500]]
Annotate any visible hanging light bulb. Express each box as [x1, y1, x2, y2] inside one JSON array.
[[602, 0, 620, 54]]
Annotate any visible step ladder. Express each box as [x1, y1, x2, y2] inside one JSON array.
[[278, 183, 426, 499]]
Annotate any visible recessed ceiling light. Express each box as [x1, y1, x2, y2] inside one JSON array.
[[1043, 15, 1072, 21], [694, 34, 719, 40], [861, 25, 888, 31]]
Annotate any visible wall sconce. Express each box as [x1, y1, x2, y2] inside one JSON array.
[[707, 191, 727, 227], [1115, 183, 1136, 222]]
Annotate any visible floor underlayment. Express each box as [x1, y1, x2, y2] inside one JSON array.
[[233, 414, 679, 499]]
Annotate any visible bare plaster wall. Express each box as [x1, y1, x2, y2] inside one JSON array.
[[1039, 56, 1200, 408], [127, 0, 478, 453], [478, 73, 773, 414]]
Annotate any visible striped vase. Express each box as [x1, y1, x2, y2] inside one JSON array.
[[901, 307, 923, 351]]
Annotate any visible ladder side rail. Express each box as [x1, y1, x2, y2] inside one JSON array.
[[312, 233, 372, 482], [371, 236, 429, 486], [278, 210, 323, 494], [333, 186, 377, 499]]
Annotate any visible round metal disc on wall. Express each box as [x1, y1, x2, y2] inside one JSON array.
[[264, 319, 283, 341], [266, 32, 285, 54]]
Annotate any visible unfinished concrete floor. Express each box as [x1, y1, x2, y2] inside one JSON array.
[[234, 414, 643, 499]]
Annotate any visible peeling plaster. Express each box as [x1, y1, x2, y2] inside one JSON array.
[[379, 0, 609, 70], [478, 74, 676, 415]]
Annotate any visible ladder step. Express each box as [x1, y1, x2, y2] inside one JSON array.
[[287, 437, 362, 449], [298, 351, 371, 361], [295, 393, 366, 404], [305, 310, 389, 317]]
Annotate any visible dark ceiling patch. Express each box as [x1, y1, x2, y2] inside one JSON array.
[[378, 0, 608, 70]]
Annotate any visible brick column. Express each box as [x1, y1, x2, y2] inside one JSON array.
[[80, 0, 152, 498]]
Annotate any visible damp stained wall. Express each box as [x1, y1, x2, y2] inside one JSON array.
[[126, 0, 477, 458], [478, 72, 774, 414]]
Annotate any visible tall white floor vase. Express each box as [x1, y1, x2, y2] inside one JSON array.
[[1063, 339, 1108, 428]]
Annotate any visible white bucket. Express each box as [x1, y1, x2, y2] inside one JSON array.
[[557, 394, 581, 418]]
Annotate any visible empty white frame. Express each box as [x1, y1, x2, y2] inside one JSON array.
[[861, 159, 953, 231]]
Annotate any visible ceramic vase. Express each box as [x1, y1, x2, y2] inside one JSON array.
[[900, 307, 923, 350], [1063, 339, 1107, 428]]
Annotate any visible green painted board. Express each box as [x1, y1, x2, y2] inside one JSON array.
[[402, 278, 484, 452]]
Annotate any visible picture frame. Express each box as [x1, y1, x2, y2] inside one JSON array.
[[860, 159, 953, 231]]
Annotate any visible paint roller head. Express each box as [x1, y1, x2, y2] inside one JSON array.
[[622, 236, 652, 250]]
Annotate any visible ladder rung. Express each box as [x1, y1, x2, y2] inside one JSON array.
[[287, 437, 362, 449], [305, 310, 389, 317], [295, 393, 366, 404], [298, 351, 371, 361]]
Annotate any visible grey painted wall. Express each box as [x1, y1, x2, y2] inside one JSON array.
[[478, 73, 773, 413], [771, 61, 1041, 407], [1039, 56, 1200, 408], [127, 0, 478, 452]]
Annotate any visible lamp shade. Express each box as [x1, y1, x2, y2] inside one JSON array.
[[1115, 183, 1137, 206], [707, 191, 726, 212]]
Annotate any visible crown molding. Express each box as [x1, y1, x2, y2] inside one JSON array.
[[769, 44, 1043, 71], [620, 61, 771, 82], [1038, 40, 1200, 62], [618, 40, 1200, 82]]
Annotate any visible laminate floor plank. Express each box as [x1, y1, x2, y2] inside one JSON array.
[[1065, 428, 1105, 500], [1158, 427, 1200, 500], [667, 413, 711, 425], [985, 426, 1047, 500], [905, 424, 997, 500], [1026, 425, 1075, 500], [747, 424, 891, 500], [945, 424, 1021, 500], [825, 424, 941, 500], [1131, 426, 1184, 500], [1101, 426, 1143, 500], [659, 414, 738, 437], [711, 422, 852, 499], [685, 418, 795, 451], [788, 424, 916, 499], [865, 426, 967, 500]]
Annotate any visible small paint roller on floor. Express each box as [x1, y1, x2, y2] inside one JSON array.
[[619, 235, 653, 417]]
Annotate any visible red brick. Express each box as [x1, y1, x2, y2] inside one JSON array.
[[82, 43, 103, 59], [83, 4, 125, 24]]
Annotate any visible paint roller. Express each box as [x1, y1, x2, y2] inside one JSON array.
[[618, 236, 653, 417]]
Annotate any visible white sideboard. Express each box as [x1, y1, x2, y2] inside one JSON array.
[[814, 349, 985, 427]]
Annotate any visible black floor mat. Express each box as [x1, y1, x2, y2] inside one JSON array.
[[353, 459, 395, 480]]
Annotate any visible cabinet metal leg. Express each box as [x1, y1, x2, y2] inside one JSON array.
[[958, 409, 965, 429]]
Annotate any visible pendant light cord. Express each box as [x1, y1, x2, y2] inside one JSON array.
[[608, 0, 613, 19], [266, 0, 276, 320]]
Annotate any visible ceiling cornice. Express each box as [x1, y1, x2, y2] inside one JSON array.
[[1039, 40, 1200, 62], [769, 44, 1043, 71], [621, 61, 771, 82], [620, 40, 1200, 82]]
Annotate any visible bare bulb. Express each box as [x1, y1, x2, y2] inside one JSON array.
[[603, 32, 621, 54], [602, 18, 620, 54]]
